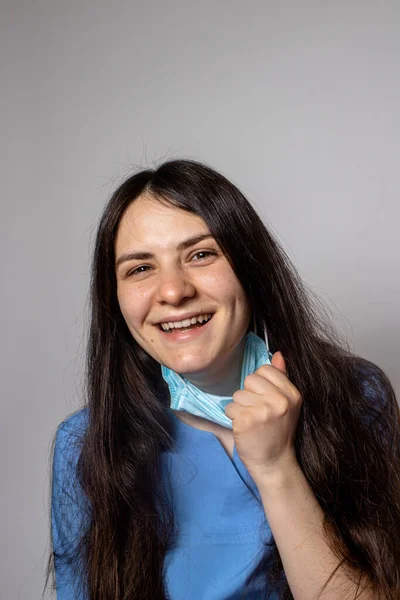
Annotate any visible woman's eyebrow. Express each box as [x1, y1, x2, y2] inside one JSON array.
[[115, 234, 215, 269]]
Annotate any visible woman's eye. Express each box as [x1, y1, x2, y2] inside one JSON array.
[[126, 252, 216, 277], [191, 251, 215, 261], [127, 265, 151, 277]]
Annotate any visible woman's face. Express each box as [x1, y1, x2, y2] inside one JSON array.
[[114, 193, 251, 381]]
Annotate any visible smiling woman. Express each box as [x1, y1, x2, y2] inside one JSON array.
[[46, 159, 400, 600]]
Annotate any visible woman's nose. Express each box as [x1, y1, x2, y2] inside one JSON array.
[[155, 269, 196, 305]]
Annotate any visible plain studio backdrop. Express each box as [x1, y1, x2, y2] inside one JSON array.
[[1, 1, 399, 598]]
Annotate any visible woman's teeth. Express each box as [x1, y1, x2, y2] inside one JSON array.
[[160, 313, 213, 331]]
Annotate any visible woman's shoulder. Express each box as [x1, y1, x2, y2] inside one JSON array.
[[352, 356, 399, 435], [53, 408, 89, 474], [56, 407, 89, 442], [58, 406, 89, 432], [354, 357, 391, 403]]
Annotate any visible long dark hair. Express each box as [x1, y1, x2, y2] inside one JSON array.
[[46, 159, 400, 599]]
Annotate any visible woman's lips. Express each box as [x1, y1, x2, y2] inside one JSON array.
[[157, 314, 213, 341]]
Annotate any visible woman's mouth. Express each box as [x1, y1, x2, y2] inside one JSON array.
[[157, 313, 214, 340], [158, 313, 214, 333]]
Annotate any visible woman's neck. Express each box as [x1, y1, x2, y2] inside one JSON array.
[[183, 337, 245, 397]]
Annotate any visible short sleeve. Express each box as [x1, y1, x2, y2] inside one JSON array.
[[51, 410, 90, 599]]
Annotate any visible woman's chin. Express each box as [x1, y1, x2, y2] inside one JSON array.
[[165, 357, 213, 376]]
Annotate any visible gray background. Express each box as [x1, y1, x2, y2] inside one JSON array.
[[1, 1, 399, 598]]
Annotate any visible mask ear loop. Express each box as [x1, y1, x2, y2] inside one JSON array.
[[253, 314, 271, 352], [253, 315, 273, 361], [264, 327, 270, 352]]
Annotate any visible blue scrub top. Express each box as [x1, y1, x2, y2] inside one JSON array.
[[52, 364, 385, 599], [51, 408, 283, 599]]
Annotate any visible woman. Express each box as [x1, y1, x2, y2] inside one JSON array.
[[46, 159, 400, 599]]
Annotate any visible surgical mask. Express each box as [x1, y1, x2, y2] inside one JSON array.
[[161, 329, 274, 429]]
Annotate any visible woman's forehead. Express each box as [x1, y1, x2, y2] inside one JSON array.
[[115, 194, 211, 254]]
